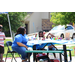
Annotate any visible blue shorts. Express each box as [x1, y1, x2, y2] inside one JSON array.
[[12, 46, 32, 60]]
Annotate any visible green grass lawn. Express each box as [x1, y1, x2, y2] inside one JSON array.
[[67, 46, 75, 56], [55, 45, 75, 56], [4, 39, 20, 58]]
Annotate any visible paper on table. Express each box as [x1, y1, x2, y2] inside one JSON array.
[[27, 39, 74, 47]]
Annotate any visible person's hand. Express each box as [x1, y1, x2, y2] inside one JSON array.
[[27, 47, 33, 51], [3, 38, 5, 40], [48, 33, 51, 35], [48, 33, 55, 37]]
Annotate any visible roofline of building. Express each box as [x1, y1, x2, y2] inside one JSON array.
[[25, 12, 34, 20]]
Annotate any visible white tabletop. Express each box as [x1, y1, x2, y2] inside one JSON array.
[[27, 39, 75, 47]]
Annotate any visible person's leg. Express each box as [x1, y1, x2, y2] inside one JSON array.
[[0, 54, 1, 61], [0, 53, 4, 62], [0, 46, 4, 62], [12, 46, 31, 62], [48, 47, 56, 58], [53, 53, 56, 58], [52, 47, 56, 58]]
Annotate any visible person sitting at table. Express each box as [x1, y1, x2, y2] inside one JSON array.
[[38, 31, 56, 58], [12, 26, 32, 62], [46, 32, 56, 58]]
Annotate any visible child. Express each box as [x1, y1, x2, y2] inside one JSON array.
[[39, 31, 45, 40], [0, 25, 5, 62], [39, 31, 56, 58], [46, 33, 56, 58]]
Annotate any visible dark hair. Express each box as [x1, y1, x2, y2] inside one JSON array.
[[39, 31, 43, 37], [15, 27, 25, 36], [0, 26, 2, 29]]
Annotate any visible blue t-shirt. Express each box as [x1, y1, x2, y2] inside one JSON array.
[[12, 34, 28, 47]]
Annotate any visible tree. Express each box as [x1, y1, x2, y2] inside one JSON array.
[[9, 12, 27, 32], [60, 12, 75, 25], [50, 12, 65, 27], [50, 12, 75, 27], [0, 12, 27, 32]]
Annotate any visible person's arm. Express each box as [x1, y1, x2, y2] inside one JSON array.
[[49, 33, 55, 37], [46, 33, 55, 38], [17, 42, 28, 49], [3, 32, 5, 40], [3, 38, 5, 40]]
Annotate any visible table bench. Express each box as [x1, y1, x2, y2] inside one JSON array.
[[57, 49, 73, 62], [26, 50, 64, 62]]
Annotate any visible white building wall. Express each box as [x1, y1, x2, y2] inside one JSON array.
[[27, 12, 41, 33], [26, 12, 50, 34], [41, 12, 50, 19]]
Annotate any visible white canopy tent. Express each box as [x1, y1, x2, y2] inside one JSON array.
[[0, 12, 13, 40]]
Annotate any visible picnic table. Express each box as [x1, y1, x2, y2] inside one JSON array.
[[26, 39, 74, 62]]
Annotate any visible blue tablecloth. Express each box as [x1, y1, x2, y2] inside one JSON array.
[[27, 39, 75, 49]]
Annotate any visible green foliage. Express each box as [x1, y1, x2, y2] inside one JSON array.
[[50, 12, 75, 26], [0, 12, 27, 32]]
